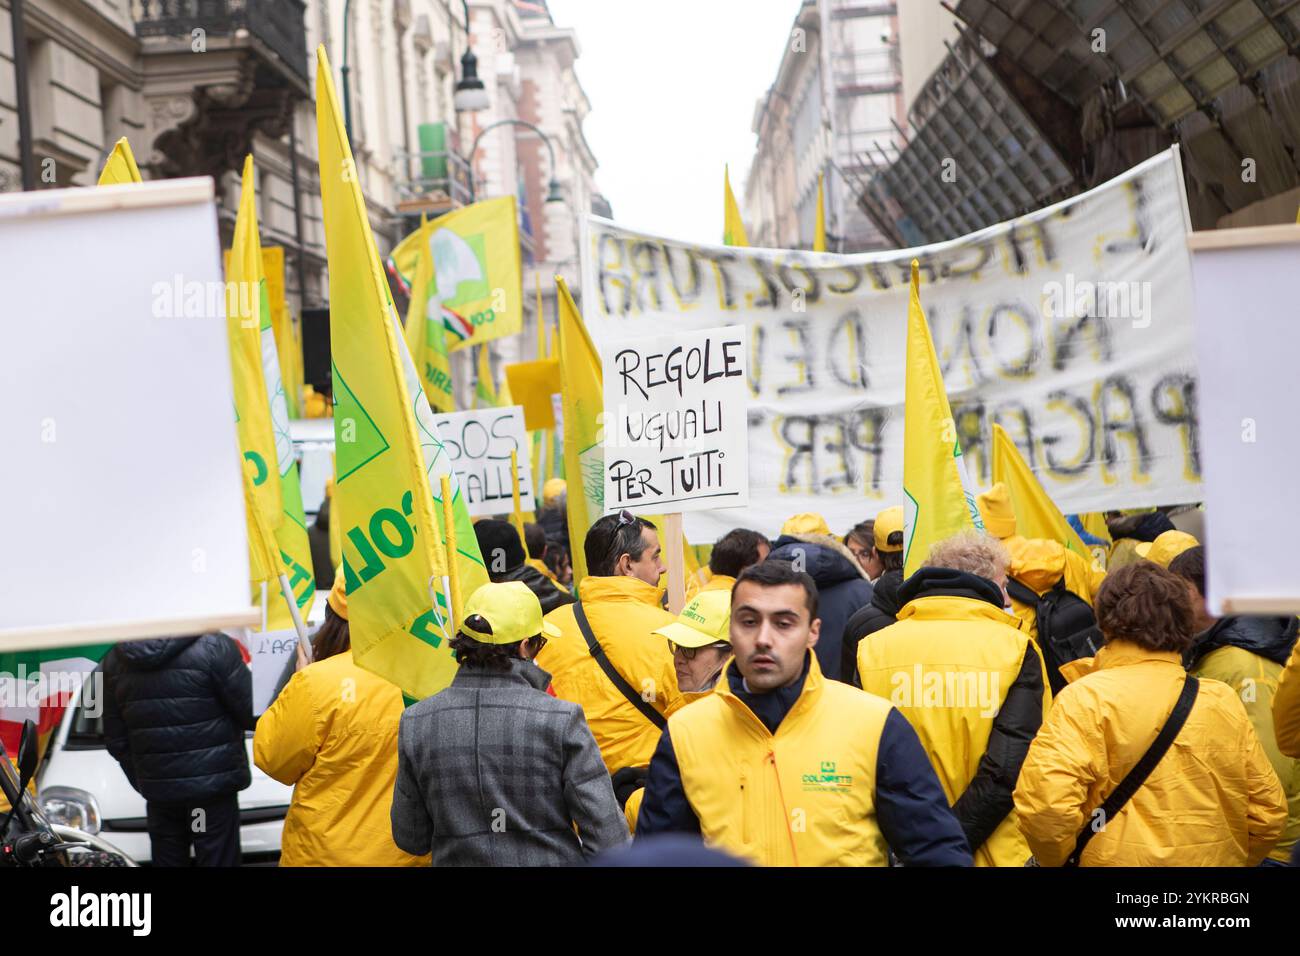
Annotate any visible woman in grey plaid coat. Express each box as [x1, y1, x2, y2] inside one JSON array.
[[391, 581, 628, 866]]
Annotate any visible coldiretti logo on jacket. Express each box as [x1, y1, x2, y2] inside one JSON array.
[[803, 760, 853, 792], [670, 652, 893, 867]]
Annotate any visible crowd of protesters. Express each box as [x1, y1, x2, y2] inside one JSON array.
[[96, 478, 1300, 867]]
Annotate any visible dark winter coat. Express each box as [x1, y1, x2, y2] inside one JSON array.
[[102, 634, 255, 805], [841, 568, 904, 686], [493, 561, 574, 615], [767, 534, 874, 682]]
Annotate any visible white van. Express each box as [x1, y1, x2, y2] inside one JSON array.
[[35, 675, 295, 865]]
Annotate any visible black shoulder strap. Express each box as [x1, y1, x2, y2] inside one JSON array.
[[1005, 577, 1040, 607], [572, 600, 666, 731], [1065, 676, 1199, 866]]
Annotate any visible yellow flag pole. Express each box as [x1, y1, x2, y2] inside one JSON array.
[[535, 272, 546, 360], [440, 474, 462, 629], [510, 448, 528, 550]]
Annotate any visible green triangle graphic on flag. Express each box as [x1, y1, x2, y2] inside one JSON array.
[[332, 363, 390, 482]]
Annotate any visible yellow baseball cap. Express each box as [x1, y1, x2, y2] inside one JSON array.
[[874, 506, 904, 552], [977, 483, 1017, 539], [326, 565, 348, 620], [780, 512, 832, 537], [461, 581, 561, 645], [542, 478, 567, 507], [653, 590, 732, 649], [1136, 530, 1199, 568]]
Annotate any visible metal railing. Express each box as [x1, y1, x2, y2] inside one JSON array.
[[393, 147, 474, 210], [133, 0, 309, 81]]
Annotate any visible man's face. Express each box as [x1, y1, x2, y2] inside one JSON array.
[[672, 643, 732, 693], [620, 526, 664, 586], [729, 581, 820, 691]]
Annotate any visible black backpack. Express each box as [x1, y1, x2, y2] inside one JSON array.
[[1006, 576, 1102, 696]]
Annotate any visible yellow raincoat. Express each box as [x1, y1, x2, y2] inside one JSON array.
[[1004, 536, 1105, 641], [538, 575, 683, 773], [1276, 641, 1300, 760], [857, 592, 1049, 866], [1193, 644, 1300, 862], [1014, 639, 1286, 866], [254, 651, 429, 867]]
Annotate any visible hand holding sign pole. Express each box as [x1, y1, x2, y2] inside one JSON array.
[[664, 514, 686, 614]]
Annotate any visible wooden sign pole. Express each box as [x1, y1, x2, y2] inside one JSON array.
[[665, 513, 686, 614]]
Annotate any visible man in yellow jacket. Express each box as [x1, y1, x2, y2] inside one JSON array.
[[637, 560, 972, 866], [253, 572, 429, 867], [1014, 562, 1286, 866], [537, 511, 683, 775], [858, 530, 1049, 867], [1170, 546, 1300, 863]]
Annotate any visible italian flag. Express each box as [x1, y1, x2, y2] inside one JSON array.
[[0, 644, 110, 760]]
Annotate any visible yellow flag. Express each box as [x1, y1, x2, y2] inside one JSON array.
[[535, 272, 548, 359], [1079, 512, 1110, 544], [556, 275, 604, 585], [814, 171, 827, 252], [902, 260, 984, 575], [475, 344, 497, 408], [990, 423, 1091, 558], [386, 196, 523, 350], [262, 247, 299, 419], [98, 137, 142, 185], [228, 158, 283, 533], [403, 214, 456, 413], [723, 164, 749, 247], [318, 46, 475, 700], [228, 155, 316, 628], [326, 473, 342, 575], [242, 460, 283, 591]]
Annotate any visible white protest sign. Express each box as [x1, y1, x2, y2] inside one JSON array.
[[244, 628, 299, 715], [430, 405, 536, 517], [1, 178, 257, 650], [604, 326, 750, 514], [581, 148, 1200, 542], [1187, 223, 1300, 614]]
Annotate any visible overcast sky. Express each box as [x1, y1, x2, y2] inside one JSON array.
[[546, 0, 803, 245]]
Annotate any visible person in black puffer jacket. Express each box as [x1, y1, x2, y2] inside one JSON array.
[[842, 569, 904, 687], [102, 633, 255, 866], [475, 518, 574, 614], [766, 532, 873, 682]]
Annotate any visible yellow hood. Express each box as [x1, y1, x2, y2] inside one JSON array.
[[1006, 536, 1067, 593]]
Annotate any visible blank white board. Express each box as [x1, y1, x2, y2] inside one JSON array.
[[0, 179, 257, 650], [1187, 223, 1300, 615]]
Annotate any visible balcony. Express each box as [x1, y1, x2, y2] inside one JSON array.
[[131, 0, 309, 185], [393, 147, 474, 218], [134, 0, 309, 83]]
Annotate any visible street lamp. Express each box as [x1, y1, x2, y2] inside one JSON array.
[[342, 0, 354, 144], [467, 118, 564, 205], [453, 0, 490, 113]]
